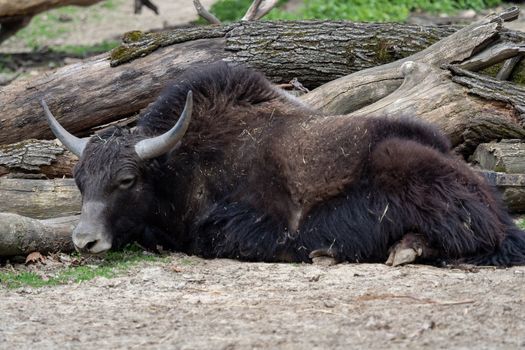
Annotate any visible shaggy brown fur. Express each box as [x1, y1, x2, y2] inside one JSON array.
[[71, 62, 525, 266]]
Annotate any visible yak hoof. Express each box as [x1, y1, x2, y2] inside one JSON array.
[[386, 233, 437, 267], [386, 245, 420, 266], [309, 248, 338, 266]]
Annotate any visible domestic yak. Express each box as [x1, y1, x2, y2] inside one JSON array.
[[41, 62, 525, 266]]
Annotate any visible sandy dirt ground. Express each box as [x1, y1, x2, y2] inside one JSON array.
[[1, 255, 524, 349]]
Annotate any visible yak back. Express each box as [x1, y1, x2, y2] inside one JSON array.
[[133, 62, 453, 233], [136, 62, 314, 146]]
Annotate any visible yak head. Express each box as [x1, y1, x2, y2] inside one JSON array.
[[40, 92, 193, 254]]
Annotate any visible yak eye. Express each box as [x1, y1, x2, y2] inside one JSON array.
[[118, 175, 136, 189]]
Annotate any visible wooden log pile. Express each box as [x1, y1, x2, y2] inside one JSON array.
[[1, 4, 525, 257]]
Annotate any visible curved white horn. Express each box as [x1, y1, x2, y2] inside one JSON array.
[[40, 99, 88, 157], [135, 91, 193, 160]]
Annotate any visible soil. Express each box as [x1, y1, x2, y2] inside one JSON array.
[[1, 255, 524, 349], [1, 1, 525, 349]]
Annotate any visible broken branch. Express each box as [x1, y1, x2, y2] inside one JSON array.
[[193, 0, 221, 25]]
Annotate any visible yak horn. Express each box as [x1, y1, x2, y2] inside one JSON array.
[[135, 91, 193, 160], [40, 99, 88, 157]]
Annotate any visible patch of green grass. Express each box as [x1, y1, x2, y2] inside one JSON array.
[[0, 245, 167, 289], [11, 0, 124, 51], [13, 6, 80, 50], [208, 0, 502, 23], [52, 40, 120, 57], [101, 0, 120, 10], [204, 0, 287, 22], [516, 218, 525, 230]]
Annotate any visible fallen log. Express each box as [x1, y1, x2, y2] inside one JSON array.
[[0, 213, 77, 256], [0, 178, 81, 219], [0, 35, 227, 144], [0, 139, 76, 178], [301, 9, 525, 155], [303, 7, 524, 113], [1, 10, 524, 153], [0, 20, 481, 145], [472, 140, 525, 173], [337, 61, 525, 156], [0, 20, 452, 144]]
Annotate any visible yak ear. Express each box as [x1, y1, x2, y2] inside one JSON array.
[[40, 99, 88, 157], [134, 91, 193, 160]]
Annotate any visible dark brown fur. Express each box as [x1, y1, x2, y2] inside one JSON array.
[[73, 62, 525, 266]]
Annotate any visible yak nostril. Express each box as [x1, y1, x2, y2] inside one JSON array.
[[72, 229, 112, 254], [84, 240, 99, 251]]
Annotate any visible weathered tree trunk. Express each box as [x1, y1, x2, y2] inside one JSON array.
[[301, 9, 525, 156], [0, 213, 77, 256], [332, 61, 525, 156], [0, 139, 76, 178], [0, 178, 81, 219], [1, 12, 524, 151], [0, 21, 485, 145], [0, 37, 227, 144]]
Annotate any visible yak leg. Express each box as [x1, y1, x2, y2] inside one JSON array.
[[386, 233, 439, 266]]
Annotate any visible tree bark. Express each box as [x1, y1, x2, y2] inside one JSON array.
[[0, 37, 227, 144], [0, 139, 76, 178], [471, 140, 525, 174], [0, 21, 462, 145], [333, 61, 525, 156], [0, 178, 81, 219], [1, 15, 524, 149], [0, 213, 77, 256], [300, 9, 525, 156]]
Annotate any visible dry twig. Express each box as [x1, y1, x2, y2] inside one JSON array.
[[249, 0, 279, 20], [242, 0, 264, 20], [497, 56, 523, 80], [194, 0, 279, 24], [193, 0, 221, 25]]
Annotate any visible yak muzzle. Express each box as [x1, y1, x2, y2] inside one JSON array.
[[73, 201, 112, 254], [72, 230, 112, 254]]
